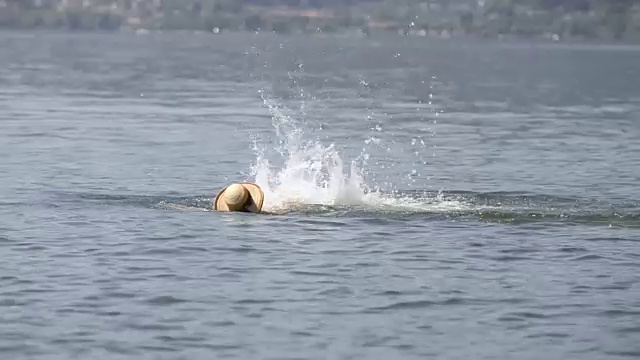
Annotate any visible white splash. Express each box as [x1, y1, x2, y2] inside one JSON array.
[[250, 97, 379, 211], [249, 93, 473, 214]]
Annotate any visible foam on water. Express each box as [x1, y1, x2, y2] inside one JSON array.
[[249, 94, 472, 214], [243, 100, 640, 225]]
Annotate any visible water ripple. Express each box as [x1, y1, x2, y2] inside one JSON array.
[[1, 32, 640, 360]]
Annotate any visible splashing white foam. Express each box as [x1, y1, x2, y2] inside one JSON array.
[[249, 93, 473, 214], [250, 96, 377, 211]]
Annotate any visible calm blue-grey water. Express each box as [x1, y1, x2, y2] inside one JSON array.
[[1, 31, 640, 360]]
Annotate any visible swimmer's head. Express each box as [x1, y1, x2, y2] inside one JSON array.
[[214, 183, 264, 213]]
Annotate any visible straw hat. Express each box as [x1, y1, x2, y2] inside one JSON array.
[[214, 183, 264, 213]]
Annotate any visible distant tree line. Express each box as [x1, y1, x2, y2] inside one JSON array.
[[476, 0, 640, 40], [0, 0, 639, 41]]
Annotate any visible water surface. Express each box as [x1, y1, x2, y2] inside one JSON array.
[[1, 31, 640, 359]]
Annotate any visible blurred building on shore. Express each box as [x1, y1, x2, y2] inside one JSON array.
[[1, 0, 639, 42]]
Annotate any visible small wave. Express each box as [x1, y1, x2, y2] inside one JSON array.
[[145, 295, 188, 306], [48, 188, 640, 228]]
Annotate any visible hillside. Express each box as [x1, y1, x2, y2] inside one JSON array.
[[1, 0, 639, 42]]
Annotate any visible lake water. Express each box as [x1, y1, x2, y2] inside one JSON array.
[[1, 31, 639, 359]]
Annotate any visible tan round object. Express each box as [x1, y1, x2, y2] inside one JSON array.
[[214, 183, 264, 213]]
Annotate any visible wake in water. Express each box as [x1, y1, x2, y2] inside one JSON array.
[[248, 91, 469, 214], [41, 88, 640, 227], [234, 93, 640, 228]]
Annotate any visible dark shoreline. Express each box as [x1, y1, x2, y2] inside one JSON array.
[[2, 1, 640, 44], [3, 28, 640, 49]]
